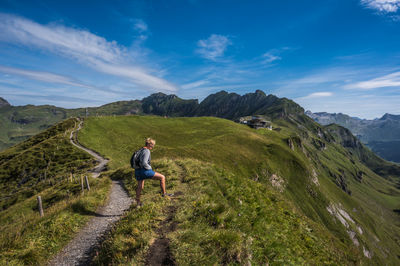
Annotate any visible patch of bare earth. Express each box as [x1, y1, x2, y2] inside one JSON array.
[[145, 204, 178, 266]]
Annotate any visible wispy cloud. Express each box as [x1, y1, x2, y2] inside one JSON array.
[[276, 67, 362, 98], [133, 19, 148, 33], [300, 92, 333, 99], [181, 80, 209, 90], [278, 62, 400, 118], [345, 71, 400, 89], [0, 13, 178, 93], [361, 0, 400, 13], [260, 47, 296, 65], [132, 18, 150, 42], [0, 13, 123, 63], [90, 60, 177, 92], [262, 52, 281, 64], [196, 34, 232, 61], [0, 65, 92, 88]]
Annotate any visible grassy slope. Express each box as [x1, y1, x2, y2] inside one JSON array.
[[0, 118, 95, 210], [78, 115, 400, 264], [0, 118, 113, 265], [0, 105, 68, 150], [276, 118, 400, 263], [0, 176, 111, 265], [0, 100, 142, 152]]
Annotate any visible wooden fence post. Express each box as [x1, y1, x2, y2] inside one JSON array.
[[85, 175, 90, 191], [81, 175, 85, 194], [37, 196, 44, 217]]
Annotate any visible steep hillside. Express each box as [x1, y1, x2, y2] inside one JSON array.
[[325, 124, 400, 184], [0, 118, 95, 210], [0, 118, 111, 265], [307, 111, 400, 163], [78, 115, 400, 264], [0, 104, 69, 151]]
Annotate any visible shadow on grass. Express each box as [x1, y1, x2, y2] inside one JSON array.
[[109, 168, 135, 197], [71, 201, 122, 218], [109, 168, 133, 181]]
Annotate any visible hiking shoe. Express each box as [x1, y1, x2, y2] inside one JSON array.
[[162, 193, 174, 197]]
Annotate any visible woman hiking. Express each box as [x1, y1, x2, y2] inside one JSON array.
[[134, 138, 173, 207]]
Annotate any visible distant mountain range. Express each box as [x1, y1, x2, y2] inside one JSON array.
[[0, 90, 301, 151], [1, 90, 399, 165], [306, 111, 400, 163]]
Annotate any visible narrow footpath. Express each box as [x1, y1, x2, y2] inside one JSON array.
[[144, 163, 187, 266], [48, 118, 132, 266], [69, 118, 108, 178]]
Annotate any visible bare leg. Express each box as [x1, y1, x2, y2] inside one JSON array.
[[152, 172, 166, 194], [136, 180, 145, 203]]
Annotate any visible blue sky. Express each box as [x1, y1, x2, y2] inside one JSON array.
[[0, 0, 400, 119]]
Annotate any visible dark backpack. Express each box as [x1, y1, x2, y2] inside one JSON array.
[[130, 148, 144, 169]]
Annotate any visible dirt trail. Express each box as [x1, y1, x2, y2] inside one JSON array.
[[48, 180, 132, 266], [145, 205, 178, 266], [145, 162, 187, 266], [48, 118, 132, 265], [70, 118, 108, 178]]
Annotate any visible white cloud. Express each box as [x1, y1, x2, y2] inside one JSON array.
[[262, 52, 281, 64], [0, 13, 122, 63], [181, 80, 209, 90], [196, 34, 232, 61], [301, 92, 333, 99], [133, 19, 148, 33], [89, 59, 177, 92], [0, 65, 92, 88], [132, 19, 149, 42], [0, 13, 178, 93], [361, 0, 400, 13], [345, 71, 400, 89]]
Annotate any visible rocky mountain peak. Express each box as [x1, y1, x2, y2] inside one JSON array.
[[380, 113, 400, 121], [255, 89, 266, 96]]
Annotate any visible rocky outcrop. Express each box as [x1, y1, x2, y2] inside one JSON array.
[[141, 92, 198, 117]]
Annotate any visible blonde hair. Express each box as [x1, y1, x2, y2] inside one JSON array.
[[145, 138, 156, 146]]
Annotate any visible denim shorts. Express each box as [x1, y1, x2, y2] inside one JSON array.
[[135, 168, 155, 181]]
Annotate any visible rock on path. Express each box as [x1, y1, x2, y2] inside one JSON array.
[[48, 180, 132, 266]]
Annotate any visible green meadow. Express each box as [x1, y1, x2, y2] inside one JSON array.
[[78, 115, 400, 265], [0, 114, 399, 265]]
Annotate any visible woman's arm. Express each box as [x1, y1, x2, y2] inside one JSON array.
[[141, 149, 152, 170]]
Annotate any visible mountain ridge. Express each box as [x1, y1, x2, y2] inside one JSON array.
[[307, 110, 400, 163], [0, 90, 303, 151]]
